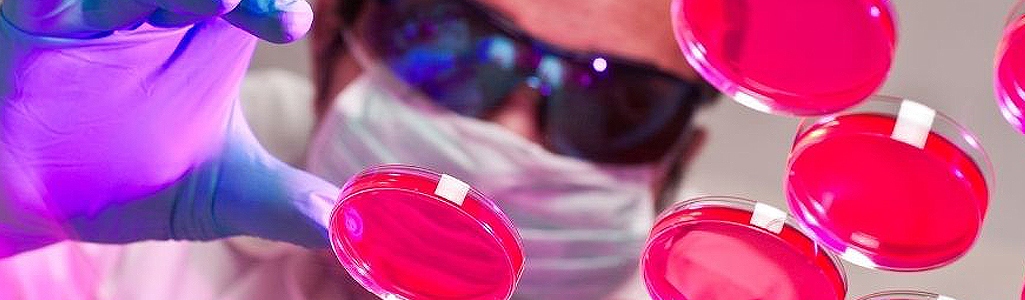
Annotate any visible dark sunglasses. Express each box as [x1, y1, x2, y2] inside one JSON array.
[[351, 0, 718, 164]]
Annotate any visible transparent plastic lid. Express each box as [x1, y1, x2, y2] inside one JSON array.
[[994, 0, 1025, 133], [329, 165, 524, 300], [641, 196, 847, 300], [787, 96, 992, 271], [857, 290, 957, 300], [671, 0, 896, 116]]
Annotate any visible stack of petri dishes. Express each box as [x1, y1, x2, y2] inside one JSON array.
[[640, 196, 969, 300], [322, 0, 1003, 298], [648, 0, 995, 298]]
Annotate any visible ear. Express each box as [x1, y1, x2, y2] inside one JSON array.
[[310, 0, 339, 116]]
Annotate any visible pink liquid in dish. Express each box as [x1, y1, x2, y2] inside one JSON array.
[[996, 15, 1025, 133], [672, 0, 896, 115], [787, 114, 988, 271], [330, 167, 523, 300], [642, 206, 846, 300]]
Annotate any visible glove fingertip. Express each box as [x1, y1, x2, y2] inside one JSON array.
[[277, 0, 314, 43], [222, 0, 313, 44]]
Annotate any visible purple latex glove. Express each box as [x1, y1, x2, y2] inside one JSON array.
[[0, 0, 337, 258]]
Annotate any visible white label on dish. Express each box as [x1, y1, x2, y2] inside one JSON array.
[[841, 248, 878, 269], [891, 100, 936, 149], [435, 174, 470, 206], [750, 202, 786, 234], [935, 296, 956, 300]]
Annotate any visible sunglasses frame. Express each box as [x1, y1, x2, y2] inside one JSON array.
[[368, 0, 718, 102], [459, 0, 718, 103], [353, 0, 719, 164]]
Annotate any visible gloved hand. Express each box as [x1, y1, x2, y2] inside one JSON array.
[[0, 0, 338, 257], [1, 0, 312, 42]]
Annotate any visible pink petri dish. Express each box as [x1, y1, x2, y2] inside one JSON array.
[[995, 1, 1025, 133], [641, 196, 847, 300], [787, 96, 992, 271], [671, 0, 896, 116], [857, 290, 955, 300], [329, 165, 524, 300]]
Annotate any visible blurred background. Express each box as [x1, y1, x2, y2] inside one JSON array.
[[249, 0, 1024, 298]]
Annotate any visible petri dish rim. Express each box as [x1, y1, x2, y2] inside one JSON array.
[[642, 195, 849, 299], [794, 95, 995, 214], [789, 95, 994, 272], [670, 0, 899, 116], [856, 290, 944, 300], [329, 165, 525, 300], [1003, 0, 1025, 30], [994, 0, 1025, 133]]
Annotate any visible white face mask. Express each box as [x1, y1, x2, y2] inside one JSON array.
[[306, 73, 657, 299]]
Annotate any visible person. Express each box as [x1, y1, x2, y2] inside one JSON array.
[[0, 0, 716, 298], [303, 0, 716, 298]]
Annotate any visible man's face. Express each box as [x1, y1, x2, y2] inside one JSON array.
[[307, 1, 711, 295], [311, 0, 707, 196], [477, 0, 700, 80], [465, 0, 705, 144]]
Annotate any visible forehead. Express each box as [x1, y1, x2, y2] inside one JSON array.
[[475, 0, 700, 80]]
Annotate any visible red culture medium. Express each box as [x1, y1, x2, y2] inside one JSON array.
[[672, 0, 896, 115], [642, 197, 846, 300], [329, 166, 523, 300]]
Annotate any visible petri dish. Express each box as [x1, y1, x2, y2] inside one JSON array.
[[329, 165, 524, 300], [786, 96, 992, 271], [671, 0, 896, 116], [857, 290, 956, 300], [641, 196, 847, 300], [995, 0, 1025, 133]]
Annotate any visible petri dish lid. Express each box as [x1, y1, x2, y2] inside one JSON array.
[[671, 0, 897, 116], [641, 196, 847, 300], [994, 0, 1025, 134], [857, 290, 957, 300], [329, 165, 524, 300], [786, 97, 992, 272]]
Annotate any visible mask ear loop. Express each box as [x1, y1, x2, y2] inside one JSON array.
[[314, 32, 346, 118], [652, 82, 720, 211], [650, 127, 700, 212], [315, 0, 369, 119]]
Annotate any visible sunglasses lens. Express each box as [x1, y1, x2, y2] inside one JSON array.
[[545, 64, 702, 163], [361, 0, 533, 116], [359, 0, 708, 163]]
